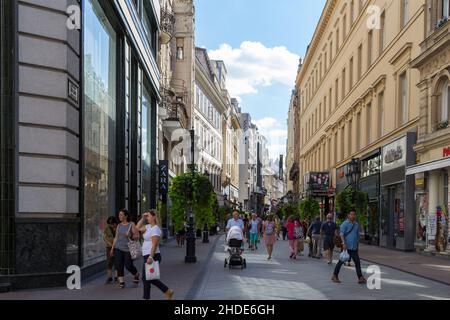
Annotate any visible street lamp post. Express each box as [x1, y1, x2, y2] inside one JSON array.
[[202, 169, 210, 244], [185, 128, 197, 263]]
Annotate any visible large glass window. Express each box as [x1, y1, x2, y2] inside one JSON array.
[[83, 0, 117, 266], [141, 86, 153, 212]]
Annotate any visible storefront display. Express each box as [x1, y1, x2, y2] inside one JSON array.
[[380, 133, 416, 251]]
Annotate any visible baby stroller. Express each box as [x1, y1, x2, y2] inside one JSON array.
[[224, 226, 247, 269]]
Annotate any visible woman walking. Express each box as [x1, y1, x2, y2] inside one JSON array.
[[286, 216, 297, 259], [136, 210, 174, 300], [263, 214, 277, 260], [110, 209, 140, 289]]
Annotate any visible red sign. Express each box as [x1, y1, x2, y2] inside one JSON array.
[[444, 147, 450, 158]]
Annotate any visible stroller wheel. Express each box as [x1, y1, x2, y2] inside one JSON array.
[[224, 259, 227, 268]]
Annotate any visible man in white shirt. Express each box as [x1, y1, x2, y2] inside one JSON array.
[[226, 210, 244, 232]]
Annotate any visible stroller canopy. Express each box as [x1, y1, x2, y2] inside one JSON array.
[[227, 226, 243, 242]]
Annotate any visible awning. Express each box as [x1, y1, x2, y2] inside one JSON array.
[[406, 158, 450, 176]]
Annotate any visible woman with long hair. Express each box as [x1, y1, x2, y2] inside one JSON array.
[[110, 209, 140, 289], [136, 210, 174, 300]]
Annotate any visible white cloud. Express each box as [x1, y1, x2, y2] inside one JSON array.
[[208, 41, 300, 98], [254, 118, 288, 161]]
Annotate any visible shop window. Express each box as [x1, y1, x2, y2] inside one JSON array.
[[83, 0, 117, 266]]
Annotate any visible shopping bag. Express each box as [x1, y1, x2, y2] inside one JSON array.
[[145, 261, 160, 281], [339, 250, 350, 262]]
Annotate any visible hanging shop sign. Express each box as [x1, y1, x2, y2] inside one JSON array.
[[304, 172, 330, 191], [382, 137, 407, 172]]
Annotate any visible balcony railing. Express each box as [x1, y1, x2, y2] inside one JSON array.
[[160, 8, 175, 45], [160, 79, 189, 130]]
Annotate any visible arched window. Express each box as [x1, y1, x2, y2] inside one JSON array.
[[441, 79, 450, 123]]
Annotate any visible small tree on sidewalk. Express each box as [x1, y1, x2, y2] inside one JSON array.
[[299, 198, 320, 221], [169, 172, 216, 232], [335, 188, 368, 226]]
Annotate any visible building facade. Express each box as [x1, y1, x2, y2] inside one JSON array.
[[408, 0, 450, 254], [0, 0, 162, 290], [194, 48, 227, 193], [292, 0, 425, 251], [222, 98, 242, 207]]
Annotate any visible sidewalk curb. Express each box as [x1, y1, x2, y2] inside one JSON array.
[[184, 235, 223, 300]]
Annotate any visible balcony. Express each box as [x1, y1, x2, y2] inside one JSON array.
[[160, 8, 175, 45], [160, 79, 189, 134]]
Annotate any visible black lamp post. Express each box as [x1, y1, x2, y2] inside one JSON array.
[[185, 128, 197, 263], [202, 170, 210, 243]]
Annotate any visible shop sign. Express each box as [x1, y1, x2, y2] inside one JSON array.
[[361, 155, 381, 178], [159, 160, 169, 195], [382, 137, 406, 172], [304, 172, 330, 191], [443, 147, 450, 158], [415, 172, 425, 190], [427, 215, 437, 241]]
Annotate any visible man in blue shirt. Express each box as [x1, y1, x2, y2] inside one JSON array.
[[226, 211, 244, 232], [332, 210, 367, 285]]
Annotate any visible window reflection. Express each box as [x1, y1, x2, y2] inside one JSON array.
[[142, 86, 152, 212], [83, 0, 117, 266]]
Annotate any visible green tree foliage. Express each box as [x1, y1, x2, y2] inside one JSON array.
[[168, 172, 216, 231], [298, 198, 320, 221], [335, 188, 369, 226]]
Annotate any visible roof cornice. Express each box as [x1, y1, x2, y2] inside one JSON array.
[[296, 0, 336, 85]]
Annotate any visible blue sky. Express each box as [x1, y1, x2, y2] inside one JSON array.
[[196, 0, 327, 160]]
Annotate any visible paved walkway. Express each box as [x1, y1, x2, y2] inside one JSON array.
[[193, 236, 450, 300], [0, 235, 220, 300], [358, 244, 450, 286]]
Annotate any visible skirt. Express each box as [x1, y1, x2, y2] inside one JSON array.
[[265, 233, 276, 246]]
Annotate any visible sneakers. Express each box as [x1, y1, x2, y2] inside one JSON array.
[[165, 289, 174, 300], [133, 273, 140, 284], [331, 275, 341, 283], [105, 277, 113, 284], [119, 282, 125, 289], [358, 277, 367, 285]]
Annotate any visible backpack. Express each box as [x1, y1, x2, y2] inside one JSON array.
[[265, 222, 275, 235], [294, 223, 303, 239]]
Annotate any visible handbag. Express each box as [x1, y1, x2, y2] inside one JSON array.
[[127, 224, 142, 260], [145, 260, 160, 281], [333, 234, 343, 248]]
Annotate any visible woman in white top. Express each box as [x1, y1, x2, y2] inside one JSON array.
[[136, 210, 174, 300]]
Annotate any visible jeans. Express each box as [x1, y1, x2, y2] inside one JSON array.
[[282, 227, 287, 240], [334, 249, 363, 279], [114, 248, 138, 278], [142, 253, 169, 300]]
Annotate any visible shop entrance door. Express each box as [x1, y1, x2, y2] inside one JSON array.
[[381, 187, 396, 249]]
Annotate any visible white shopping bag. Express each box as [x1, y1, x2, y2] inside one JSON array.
[[339, 250, 350, 262], [145, 261, 160, 281]]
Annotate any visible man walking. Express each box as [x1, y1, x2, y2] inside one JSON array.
[[332, 210, 367, 284], [308, 217, 322, 258], [226, 211, 244, 232], [321, 214, 338, 264]]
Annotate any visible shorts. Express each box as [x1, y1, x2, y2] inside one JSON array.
[[323, 238, 334, 251]]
